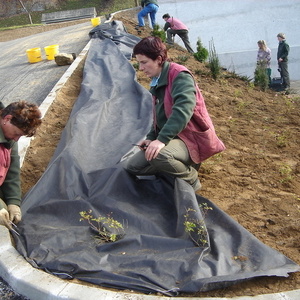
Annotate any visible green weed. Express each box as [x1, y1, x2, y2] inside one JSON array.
[[278, 164, 293, 183], [79, 210, 125, 243], [208, 38, 221, 80], [132, 62, 139, 70], [175, 55, 190, 64], [274, 132, 288, 148], [184, 203, 212, 247], [233, 89, 243, 99]]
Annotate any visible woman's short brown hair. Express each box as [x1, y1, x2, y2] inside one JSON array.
[[133, 36, 168, 64], [1, 101, 42, 137]]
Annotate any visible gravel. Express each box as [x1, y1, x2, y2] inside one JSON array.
[[0, 277, 29, 300]]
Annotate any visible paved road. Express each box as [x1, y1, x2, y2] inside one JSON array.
[[0, 21, 91, 107]]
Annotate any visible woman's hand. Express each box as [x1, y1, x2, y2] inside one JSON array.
[[8, 204, 22, 224], [0, 208, 11, 229], [145, 139, 165, 161]]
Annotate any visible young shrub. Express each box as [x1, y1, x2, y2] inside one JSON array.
[[254, 61, 269, 91], [194, 38, 209, 62], [151, 24, 166, 42], [208, 38, 221, 80]]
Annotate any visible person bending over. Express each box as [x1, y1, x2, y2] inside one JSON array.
[[0, 101, 42, 229], [162, 13, 194, 53]]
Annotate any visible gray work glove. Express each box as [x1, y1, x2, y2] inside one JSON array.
[[0, 208, 11, 229], [7, 204, 22, 224]]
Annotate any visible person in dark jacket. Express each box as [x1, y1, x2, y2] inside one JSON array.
[[277, 33, 290, 91], [0, 101, 41, 229], [162, 13, 194, 53], [136, 0, 159, 29], [124, 37, 225, 191]]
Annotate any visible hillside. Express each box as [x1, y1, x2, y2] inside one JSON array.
[[15, 8, 300, 298]]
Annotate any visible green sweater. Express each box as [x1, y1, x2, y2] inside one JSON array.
[[141, 0, 158, 7], [277, 40, 289, 62], [147, 61, 196, 144], [0, 128, 21, 209]]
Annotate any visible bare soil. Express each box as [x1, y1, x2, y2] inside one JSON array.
[[2, 8, 300, 298]]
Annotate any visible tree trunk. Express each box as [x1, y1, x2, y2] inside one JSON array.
[[18, 0, 33, 24]]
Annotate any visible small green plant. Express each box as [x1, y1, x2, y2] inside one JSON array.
[[175, 55, 189, 64], [254, 61, 269, 91], [194, 68, 210, 77], [200, 202, 213, 216], [208, 38, 221, 80], [132, 62, 139, 70], [233, 89, 243, 99], [79, 210, 124, 243], [183, 203, 212, 247], [278, 164, 293, 183], [248, 81, 255, 90], [274, 132, 288, 148], [236, 100, 249, 112], [224, 71, 252, 83], [193, 38, 209, 63], [151, 24, 166, 42], [283, 96, 297, 112]]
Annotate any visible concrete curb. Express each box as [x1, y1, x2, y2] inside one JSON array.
[[1, 9, 299, 300], [1, 226, 300, 300]]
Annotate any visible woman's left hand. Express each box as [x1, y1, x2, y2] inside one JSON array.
[[7, 204, 22, 224], [145, 140, 165, 161]]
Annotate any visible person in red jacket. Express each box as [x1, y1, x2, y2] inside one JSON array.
[[124, 37, 225, 191], [162, 13, 194, 53], [0, 101, 41, 229]]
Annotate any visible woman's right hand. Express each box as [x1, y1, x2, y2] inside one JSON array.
[[0, 208, 11, 229], [145, 139, 165, 161], [139, 139, 151, 151]]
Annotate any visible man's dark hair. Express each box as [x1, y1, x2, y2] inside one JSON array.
[[162, 13, 170, 19]]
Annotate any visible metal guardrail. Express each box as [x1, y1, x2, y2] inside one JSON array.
[[41, 7, 96, 24]]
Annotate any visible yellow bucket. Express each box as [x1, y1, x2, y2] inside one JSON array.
[[26, 47, 42, 63], [44, 44, 59, 60], [91, 17, 101, 27]]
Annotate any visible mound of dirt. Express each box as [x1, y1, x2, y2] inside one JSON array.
[[13, 8, 300, 298]]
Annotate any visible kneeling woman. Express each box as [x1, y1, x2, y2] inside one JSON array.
[[124, 37, 225, 191], [0, 101, 42, 228]]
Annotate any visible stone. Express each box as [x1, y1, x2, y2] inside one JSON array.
[[54, 53, 76, 66]]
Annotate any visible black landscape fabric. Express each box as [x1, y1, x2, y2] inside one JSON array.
[[14, 22, 299, 296]]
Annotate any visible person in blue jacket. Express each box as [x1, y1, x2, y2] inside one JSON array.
[[136, 0, 159, 29]]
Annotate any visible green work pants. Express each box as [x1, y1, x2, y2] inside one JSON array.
[[278, 61, 290, 89], [124, 139, 198, 186]]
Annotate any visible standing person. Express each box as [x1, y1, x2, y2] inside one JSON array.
[[124, 37, 225, 191], [277, 33, 290, 92], [257, 40, 271, 84], [136, 0, 159, 29], [162, 13, 194, 53], [0, 101, 42, 229]]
